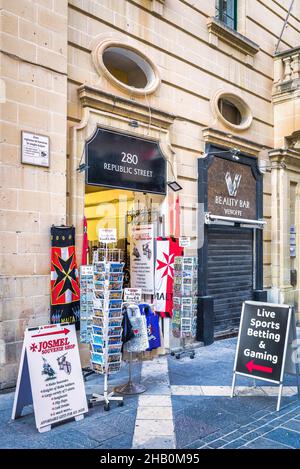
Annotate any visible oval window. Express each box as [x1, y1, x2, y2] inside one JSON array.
[[212, 91, 252, 130], [95, 41, 160, 96], [218, 98, 242, 125]]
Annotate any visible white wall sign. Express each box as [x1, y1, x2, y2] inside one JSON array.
[[130, 224, 154, 295], [12, 324, 88, 433], [21, 131, 50, 167], [179, 236, 191, 248], [124, 288, 142, 304], [98, 228, 117, 243]]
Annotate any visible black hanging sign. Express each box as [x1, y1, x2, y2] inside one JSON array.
[[85, 128, 166, 195], [231, 301, 300, 411]]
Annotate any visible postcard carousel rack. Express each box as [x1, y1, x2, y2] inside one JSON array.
[[171, 256, 198, 360], [85, 248, 125, 411]]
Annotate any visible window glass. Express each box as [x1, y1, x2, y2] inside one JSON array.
[[216, 0, 237, 30], [218, 98, 242, 125]]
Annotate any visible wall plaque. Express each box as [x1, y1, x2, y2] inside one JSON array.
[[21, 131, 50, 167]]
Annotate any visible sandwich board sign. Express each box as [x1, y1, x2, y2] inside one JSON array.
[[231, 301, 300, 411], [12, 323, 88, 432]]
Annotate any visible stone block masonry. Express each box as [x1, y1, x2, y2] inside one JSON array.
[[0, 0, 68, 389]]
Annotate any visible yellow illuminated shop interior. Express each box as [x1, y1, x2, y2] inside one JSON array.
[[84, 185, 165, 264], [84, 186, 134, 256]]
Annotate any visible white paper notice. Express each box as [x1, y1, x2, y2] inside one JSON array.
[[130, 224, 154, 295]]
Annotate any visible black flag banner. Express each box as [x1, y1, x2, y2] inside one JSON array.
[[50, 226, 80, 329]]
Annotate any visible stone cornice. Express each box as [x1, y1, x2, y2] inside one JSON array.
[[275, 46, 300, 59], [202, 128, 267, 157], [207, 17, 260, 57], [78, 84, 175, 129], [269, 148, 300, 169]]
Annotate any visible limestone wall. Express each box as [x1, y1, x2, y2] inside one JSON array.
[[0, 0, 68, 389]]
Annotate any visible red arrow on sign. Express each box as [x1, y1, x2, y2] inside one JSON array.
[[32, 328, 70, 338], [246, 360, 273, 374]]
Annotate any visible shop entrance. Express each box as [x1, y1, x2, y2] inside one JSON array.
[[197, 146, 265, 343], [207, 226, 253, 336], [84, 185, 164, 289]]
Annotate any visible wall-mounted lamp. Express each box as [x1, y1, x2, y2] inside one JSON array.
[[203, 147, 241, 160], [129, 120, 139, 128], [258, 161, 286, 174], [167, 180, 183, 192], [76, 163, 89, 173]]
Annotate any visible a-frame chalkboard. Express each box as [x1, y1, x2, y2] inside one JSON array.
[[231, 301, 300, 411]]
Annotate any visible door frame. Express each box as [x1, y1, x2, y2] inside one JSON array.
[[197, 144, 264, 336]]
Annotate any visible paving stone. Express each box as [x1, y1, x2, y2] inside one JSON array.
[[77, 421, 122, 443], [208, 439, 228, 448], [142, 385, 171, 395], [134, 419, 174, 437], [137, 406, 173, 420], [139, 395, 172, 407], [174, 413, 220, 447], [96, 434, 133, 449], [133, 436, 175, 449], [281, 419, 300, 433], [242, 437, 294, 449], [265, 428, 300, 448], [43, 429, 100, 449], [220, 439, 248, 449], [182, 439, 207, 449]]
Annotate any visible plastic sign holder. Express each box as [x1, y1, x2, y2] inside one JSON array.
[[231, 301, 300, 411], [12, 323, 88, 432]]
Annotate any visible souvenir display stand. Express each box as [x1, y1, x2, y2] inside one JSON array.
[[89, 247, 124, 411], [114, 302, 148, 395], [79, 265, 95, 380], [171, 256, 198, 360], [114, 350, 146, 395]]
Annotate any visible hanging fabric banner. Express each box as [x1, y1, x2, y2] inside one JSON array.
[[50, 226, 80, 329], [154, 237, 183, 318]]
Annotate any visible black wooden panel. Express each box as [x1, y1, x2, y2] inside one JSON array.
[[207, 226, 253, 335]]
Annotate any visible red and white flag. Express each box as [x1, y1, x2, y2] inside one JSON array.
[[154, 237, 183, 318]]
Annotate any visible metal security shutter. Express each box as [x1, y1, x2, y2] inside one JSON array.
[[207, 226, 253, 336]]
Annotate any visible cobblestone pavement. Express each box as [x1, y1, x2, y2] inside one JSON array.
[[170, 337, 300, 449], [0, 363, 141, 449], [1, 337, 300, 449]]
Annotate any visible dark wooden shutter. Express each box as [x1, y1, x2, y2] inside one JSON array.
[[207, 226, 253, 336]]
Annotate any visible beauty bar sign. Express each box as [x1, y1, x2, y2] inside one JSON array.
[[86, 128, 166, 194], [207, 157, 257, 220]]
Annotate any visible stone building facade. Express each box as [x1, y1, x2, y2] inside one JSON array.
[[1, 0, 300, 388]]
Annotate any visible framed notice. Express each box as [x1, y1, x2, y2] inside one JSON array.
[[21, 131, 50, 167]]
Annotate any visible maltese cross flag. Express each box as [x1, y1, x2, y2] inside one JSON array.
[[154, 237, 183, 318]]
